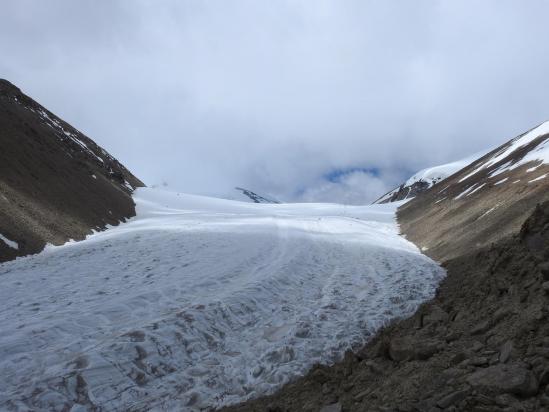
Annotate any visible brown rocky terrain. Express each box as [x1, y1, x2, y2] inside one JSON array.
[[399, 123, 549, 262], [223, 199, 549, 412], [0, 79, 143, 262]]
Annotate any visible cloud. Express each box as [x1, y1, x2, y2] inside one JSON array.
[[1, 1, 549, 203], [298, 170, 397, 205]]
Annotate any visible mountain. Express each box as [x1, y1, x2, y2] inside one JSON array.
[[374, 155, 480, 204], [234, 187, 280, 203], [0, 79, 143, 262], [399, 121, 549, 262]]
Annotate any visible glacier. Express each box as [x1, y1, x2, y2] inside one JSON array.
[[0, 188, 444, 411]]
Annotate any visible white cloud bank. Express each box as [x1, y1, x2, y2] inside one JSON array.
[[1, 1, 549, 203]]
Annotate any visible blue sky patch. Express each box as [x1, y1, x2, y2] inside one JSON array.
[[323, 167, 380, 183]]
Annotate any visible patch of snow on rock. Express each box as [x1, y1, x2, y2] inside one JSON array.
[[0, 233, 18, 250]]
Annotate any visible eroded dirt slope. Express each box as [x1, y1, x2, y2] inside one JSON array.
[[0, 79, 143, 262]]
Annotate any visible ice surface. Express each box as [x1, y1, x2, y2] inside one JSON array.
[[0, 188, 445, 411]]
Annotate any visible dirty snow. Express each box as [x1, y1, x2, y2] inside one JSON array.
[[0, 188, 444, 411], [0, 234, 18, 250]]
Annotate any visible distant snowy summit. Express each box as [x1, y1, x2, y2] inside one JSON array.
[[234, 187, 281, 204], [374, 157, 478, 204]]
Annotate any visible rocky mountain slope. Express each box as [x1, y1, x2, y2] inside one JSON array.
[[399, 121, 549, 262], [0, 79, 143, 262]]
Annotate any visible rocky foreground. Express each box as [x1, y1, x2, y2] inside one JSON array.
[[224, 200, 549, 411]]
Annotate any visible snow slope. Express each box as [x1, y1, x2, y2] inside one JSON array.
[[404, 154, 481, 188], [374, 155, 481, 204], [0, 188, 444, 411]]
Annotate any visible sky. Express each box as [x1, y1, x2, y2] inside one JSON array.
[[2, 1, 549, 204]]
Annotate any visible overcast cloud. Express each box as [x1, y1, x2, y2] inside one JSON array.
[[2, 1, 549, 203]]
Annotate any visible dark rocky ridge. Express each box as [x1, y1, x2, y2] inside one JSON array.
[[223, 200, 549, 412], [0, 79, 144, 262], [235, 187, 280, 204], [375, 180, 431, 204]]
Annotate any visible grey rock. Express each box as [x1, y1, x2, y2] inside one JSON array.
[[494, 394, 516, 407], [423, 305, 449, 325], [445, 331, 460, 343], [539, 368, 549, 386], [354, 389, 370, 401], [467, 363, 539, 397], [494, 307, 513, 322], [471, 320, 491, 335], [363, 360, 383, 374], [542, 281, 549, 293], [499, 340, 514, 363], [319, 402, 342, 412], [469, 356, 489, 367], [389, 337, 440, 361], [539, 262, 549, 281], [436, 389, 469, 408]]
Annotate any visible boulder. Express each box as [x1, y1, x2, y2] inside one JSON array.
[[389, 337, 440, 361], [319, 402, 342, 412], [539, 262, 549, 281], [423, 305, 449, 326], [471, 320, 491, 335], [467, 364, 538, 397], [436, 389, 469, 409], [499, 340, 513, 363]]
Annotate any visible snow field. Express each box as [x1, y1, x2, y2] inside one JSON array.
[[0, 188, 445, 411]]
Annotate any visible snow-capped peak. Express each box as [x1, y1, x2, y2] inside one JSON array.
[[374, 154, 481, 204]]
